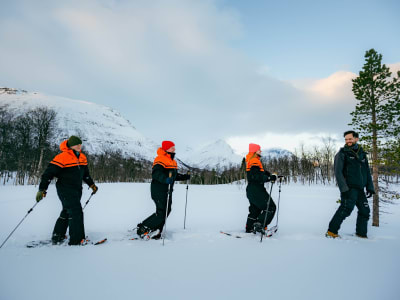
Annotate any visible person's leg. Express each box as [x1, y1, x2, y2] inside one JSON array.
[[328, 189, 357, 234], [140, 195, 171, 232], [246, 202, 261, 232], [52, 209, 69, 244], [355, 190, 370, 237], [258, 198, 276, 227]]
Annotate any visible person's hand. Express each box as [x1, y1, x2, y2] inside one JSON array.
[[90, 184, 98, 195], [366, 190, 374, 198], [36, 190, 47, 202], [166, 177, 173, 185], [270, 174, 277, 182], [183, 173, 191, 181]]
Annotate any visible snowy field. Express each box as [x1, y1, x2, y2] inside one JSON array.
[[0, 182, 399, 300]]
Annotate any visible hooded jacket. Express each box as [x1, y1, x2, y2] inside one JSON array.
[[246, 152, 271, 184], [151, 148, 186, 200], [39, 140, 94, 192], [334, 145, 375, 193]]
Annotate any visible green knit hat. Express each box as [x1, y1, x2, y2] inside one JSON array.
[[67, 136, 82, 147]]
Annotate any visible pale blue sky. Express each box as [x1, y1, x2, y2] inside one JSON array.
[[222, 0, 400, 79], [0, 0, 399, 152]]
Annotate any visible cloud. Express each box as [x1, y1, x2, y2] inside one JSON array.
[[291, 71, 356, 100], [0, 0, 385, 150]]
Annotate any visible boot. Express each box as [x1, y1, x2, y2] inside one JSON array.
[[253, 222, 266, 234], [355, 233, 368, 239], [137, 224, 152, 239], [52, 233, 67, 245], [325, 230, 340, 239]]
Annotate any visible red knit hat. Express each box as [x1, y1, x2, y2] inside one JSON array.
[[162, 141, 175, 151], [249, 143, 261, 153]]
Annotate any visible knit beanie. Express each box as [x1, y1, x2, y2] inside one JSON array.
[[249, 143, 261, 153], [162, 141, 175, 151], [67, 136, 82, 147]]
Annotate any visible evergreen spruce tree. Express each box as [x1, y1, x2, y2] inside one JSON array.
[[350, 48, 400, 226]]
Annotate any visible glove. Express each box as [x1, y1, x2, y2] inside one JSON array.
[[90, 184, 98, 194], [36, 190, 47, 202], [270, 174, 277, 182], [366, 190, 374, 198], [183, 173, 191, 181], [166, 177, 173, 185]]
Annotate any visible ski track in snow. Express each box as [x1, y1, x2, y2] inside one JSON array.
[[0, 182, 399, 300]]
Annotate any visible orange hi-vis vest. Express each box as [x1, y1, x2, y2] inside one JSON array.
[[153, 148, 178, 169], [246, 152, 264, 172], [50, 140, 88, 168]]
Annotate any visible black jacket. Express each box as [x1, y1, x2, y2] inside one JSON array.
[[151, 164, 187, 200], [334, 145, 375, 193]]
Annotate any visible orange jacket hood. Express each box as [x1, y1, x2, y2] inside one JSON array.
[[246, 152, 264, 172], [50, 140, 87, 168], [153, 147, 177, 169]]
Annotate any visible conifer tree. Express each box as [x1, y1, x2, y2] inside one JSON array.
[[350, 48, 400, 226]]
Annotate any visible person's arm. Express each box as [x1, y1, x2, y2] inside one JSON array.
[[334, 151, 349, 193], [83, 165, 95, 187], [175, 172, 190, 181], [38, 163, 62, 191], [365, 158, 375, 193]]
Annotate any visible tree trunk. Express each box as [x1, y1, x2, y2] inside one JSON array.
[[371, 90, 380, 227]]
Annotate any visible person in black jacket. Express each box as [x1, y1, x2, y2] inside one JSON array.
[[36, 136, 98, 245], [326, 131, 375, 238], [136, 141, 190, 239], [245, 143, 277, 234]]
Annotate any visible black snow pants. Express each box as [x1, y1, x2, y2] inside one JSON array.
[[246, 183, 276, 231], [328, 188, 370, 237], [141, 191, 172, 232], [53, 186, 85, 245]]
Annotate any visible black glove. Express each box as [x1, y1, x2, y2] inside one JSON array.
[[270, 174, 277, 182], [182, 173, 191, 181], [166, 177, 173, 185], [366, 190, 374, 198], [36, 190, 47, 202], [90, 184, 98, 195]]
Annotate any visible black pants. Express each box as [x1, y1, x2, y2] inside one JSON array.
[[328, 188, 370, 236], [53, 188, 85, 245], [141, 193, 172, 232], [246, 184, 276, 231]]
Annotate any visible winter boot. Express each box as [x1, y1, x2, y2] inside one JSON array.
[[325, 231, 339, 239], [355, 233, 368, 239], [137, 224, 152, 239], [253, 222, 266, 234], [52, 233, 67, 245]]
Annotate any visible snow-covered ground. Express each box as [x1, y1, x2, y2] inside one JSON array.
[[0, 182, 399, 300]]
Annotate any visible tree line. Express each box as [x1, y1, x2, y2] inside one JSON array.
[[0, 105, 153, 185]]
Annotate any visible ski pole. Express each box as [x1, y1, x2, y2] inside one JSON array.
[[82, 192, 95, 211], [163, 171, 173, 246], [274, 176, 284, 228], [261, 181, 274, 243], [183, 171, 190, 229], [0, 202, 38, 249]]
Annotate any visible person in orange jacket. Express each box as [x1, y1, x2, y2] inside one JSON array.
[[136, 141, 190, 238], [36, 136, 98, 245], [245, 143, 277, 234]]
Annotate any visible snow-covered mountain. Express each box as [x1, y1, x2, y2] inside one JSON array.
[[262, 148, 293, 160], [0, 88, 157, 160], [179, 139, 243, 171]]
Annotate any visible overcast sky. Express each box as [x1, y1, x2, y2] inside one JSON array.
[[1, 0, 399, 153]]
